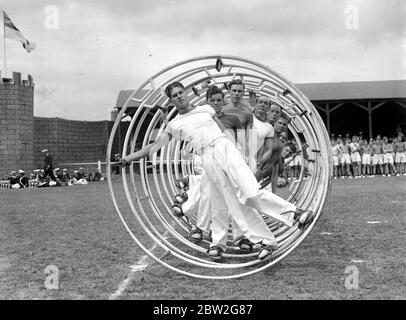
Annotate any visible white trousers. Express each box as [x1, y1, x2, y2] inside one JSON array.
[[183, 174, 212, 233], [199, 138, 296, 249]]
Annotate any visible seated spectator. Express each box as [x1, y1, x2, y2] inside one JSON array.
[[54, 168, 63, 180], [77, 167, 88, 180], [9, 171, 21, 189], [93, 171, 104, 181], [17, 170, 29, 188], [69, 170, 88, 185], [60, 169, 70, 182]]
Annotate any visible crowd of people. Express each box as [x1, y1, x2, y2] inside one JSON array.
[[1, 149, 104, 189], [331, 133, 406, 179]]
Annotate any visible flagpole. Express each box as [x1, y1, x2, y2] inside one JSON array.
[[3, 11, 6, 77]]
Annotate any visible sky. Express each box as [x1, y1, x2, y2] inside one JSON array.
[[1, 0, 405, 120]]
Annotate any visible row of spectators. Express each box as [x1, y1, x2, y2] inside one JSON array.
[[330, 132, 406, 178], [1, 167, 104, 189], [1, 148, 105, 189]]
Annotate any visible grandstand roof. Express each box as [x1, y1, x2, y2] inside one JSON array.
[[296, 80, 406, 101], [115, 80, 406, 109], [114, 89, 149, 109]]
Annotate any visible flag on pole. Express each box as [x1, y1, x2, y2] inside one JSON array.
[[3, 11, 36, 52]]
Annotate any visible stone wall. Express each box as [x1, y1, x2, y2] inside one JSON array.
[[0, 72, 34, 175], [0, 71, 132, 176]]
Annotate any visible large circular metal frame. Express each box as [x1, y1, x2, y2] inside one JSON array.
[[107, 55, 333, 279]]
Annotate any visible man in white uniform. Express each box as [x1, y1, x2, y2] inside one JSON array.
[[339, 138, 352, 178], [382, 136, 396, 176], [360, 139, 372, 177], [394, 137, 406, 175], [371, 137, 384, 176], [331, 139, 341, 179], [183, 89, 276, 251], [181, 85, 243, 242], [349, 136, 361, 178], [119, 82, 313, 260]]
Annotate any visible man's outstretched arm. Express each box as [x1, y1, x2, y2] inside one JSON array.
[[120, 131, 172, 164]]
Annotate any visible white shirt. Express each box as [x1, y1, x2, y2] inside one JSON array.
[[165, 104, 225, 152], [252, 116, 275, 153]]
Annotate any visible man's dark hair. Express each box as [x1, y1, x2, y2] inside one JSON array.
[[165, 82, 185, 98], [228, 79, 245, 91], [270, 103, 282, 111], [279, 113, 291, 124], [205, 85, 224, 101], [285, 141, 297, 154]]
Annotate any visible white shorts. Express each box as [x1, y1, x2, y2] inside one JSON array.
[[351, 152, 361, 163], [293, 155, 302, 166], [383, 153, 394, 164], [341, 153, 351, 164], [395, 152, 406, 163], [362, 154, 371, 165], [332, 155, 339, 166], [372, 154, 383, 165]]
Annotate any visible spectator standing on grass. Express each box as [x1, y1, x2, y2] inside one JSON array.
[[349, 136, 361, 178], [336, 136, 343, 177], [42, 149, 57, 182], [393, 136, 406, 175], [371, 137, 383, 176], [340, 138, 351, 178], [360, 139, 372, 177], [382, 137, 396, 176], [331, 139, 341, 179]]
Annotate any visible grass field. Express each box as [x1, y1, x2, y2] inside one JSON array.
[[0, 175, 405, 300]]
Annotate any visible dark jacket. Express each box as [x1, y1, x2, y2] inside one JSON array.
[[44, 154, 53, 170]]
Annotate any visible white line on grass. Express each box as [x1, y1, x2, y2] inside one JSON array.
[[108, 233, 168, 300], [351, 259, 366, 263]]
